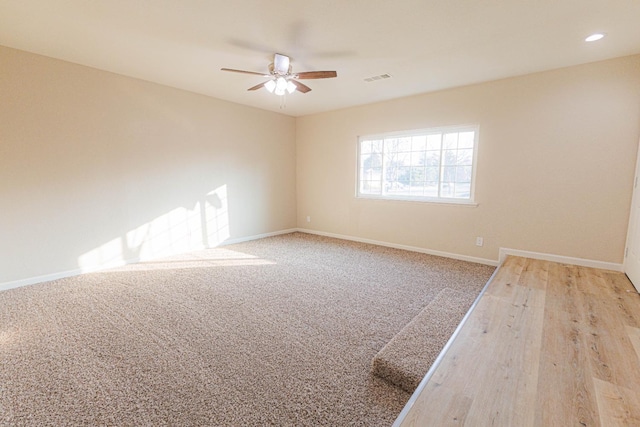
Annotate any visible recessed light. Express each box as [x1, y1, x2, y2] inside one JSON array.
[[585, 33, 606, 42]]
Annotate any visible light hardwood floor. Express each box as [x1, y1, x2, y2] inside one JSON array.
[[395, 256, 640, 426]]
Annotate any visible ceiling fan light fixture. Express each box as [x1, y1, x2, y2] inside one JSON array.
[[274, 77, 288, 96], [264, 79, 276, 93], [276, 77, 287, 90], [286, 80, 296, 94]]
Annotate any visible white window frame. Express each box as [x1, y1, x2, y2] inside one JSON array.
[[356, 125, 479, 205]]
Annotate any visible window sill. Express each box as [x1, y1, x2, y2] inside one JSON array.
[[355, 195, 479, 207]]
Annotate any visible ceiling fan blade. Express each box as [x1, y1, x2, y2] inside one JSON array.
[[221, 68, 270, 77], [295, 71, 337, 79], [247, 81, 268, 91], [290, 79, 312, 93], [273, 53, 290, 74]]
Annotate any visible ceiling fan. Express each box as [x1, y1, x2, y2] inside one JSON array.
[[221, 53, 337, 95]]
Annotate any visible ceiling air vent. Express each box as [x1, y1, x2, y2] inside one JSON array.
[[364, 74, 392, 82]]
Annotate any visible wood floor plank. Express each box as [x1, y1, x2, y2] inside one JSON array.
[[534, 262, 600, 427], [601, 271, 640, 328], [463, 281, 545, 426], [483, 255, 526, 299], [424, 294, 501, 392], [628, 325, 640, 360], [593, 377, 640, 426], [579, 268, 640, 392], [397, 256, 640, 427], [400, 385, 472, 426], [517, 258, 549, 291]]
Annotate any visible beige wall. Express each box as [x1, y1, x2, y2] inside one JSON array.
[[3, 47, 639, 286], [0, 46, 296, 285], [296, 55, 640, 264]]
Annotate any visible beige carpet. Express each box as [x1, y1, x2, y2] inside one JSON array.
[[371, 287, 477, 393], [0, 232, 494, 426]]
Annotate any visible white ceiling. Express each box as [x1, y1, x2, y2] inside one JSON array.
[[1, 1, 640, 117]]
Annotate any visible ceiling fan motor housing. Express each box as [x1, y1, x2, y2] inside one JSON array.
[[268, 62, 292, 76]]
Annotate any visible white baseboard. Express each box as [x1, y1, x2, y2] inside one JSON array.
[[222, 228, 297, 246], [499, 247, 623, 272], [0, 228, 299, 292], [4, 229, 620, 292], [296, 228, 499, 267], [0, 269, 83, 292]]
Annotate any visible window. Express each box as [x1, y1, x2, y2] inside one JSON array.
[[357, 126, 478, 203]]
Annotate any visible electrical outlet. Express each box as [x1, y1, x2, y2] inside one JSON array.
[[476, 237, 484, 247], [306, 216, 311, 223]]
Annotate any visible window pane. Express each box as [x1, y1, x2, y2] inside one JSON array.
[[411, 151, 426, 166], [366, 168, 382, 181], [458, 132, 475, 149], [385, 166, 397, 182], [397, 166, 410, 185], [387, 181, 407, 194], [424, 183, 439, 197], [361, 140, 372, 154], [442, 166, 456, 183], [425, 167, 440, 182], [360, 180, 381, 194], [360, 164, 369, 177], [361, 153, 382, 170], [440, 182, 455, 198], [443, 133, 458, 149], [457, 149, 473, 165], [454, 183, 471, 198], [397, 137, 411, 152], [371, 140, 383, 153], [410, 185, 424, 196], [412, 135, 427, 151], [426, 134, 441, 150], [410, 167, 425, 182], [442, 150, 458, 166], [456, 166, 472, 183], [384, 138, 398, 154], [397, 152, 411, 165], [426, 151, 440, 167]]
